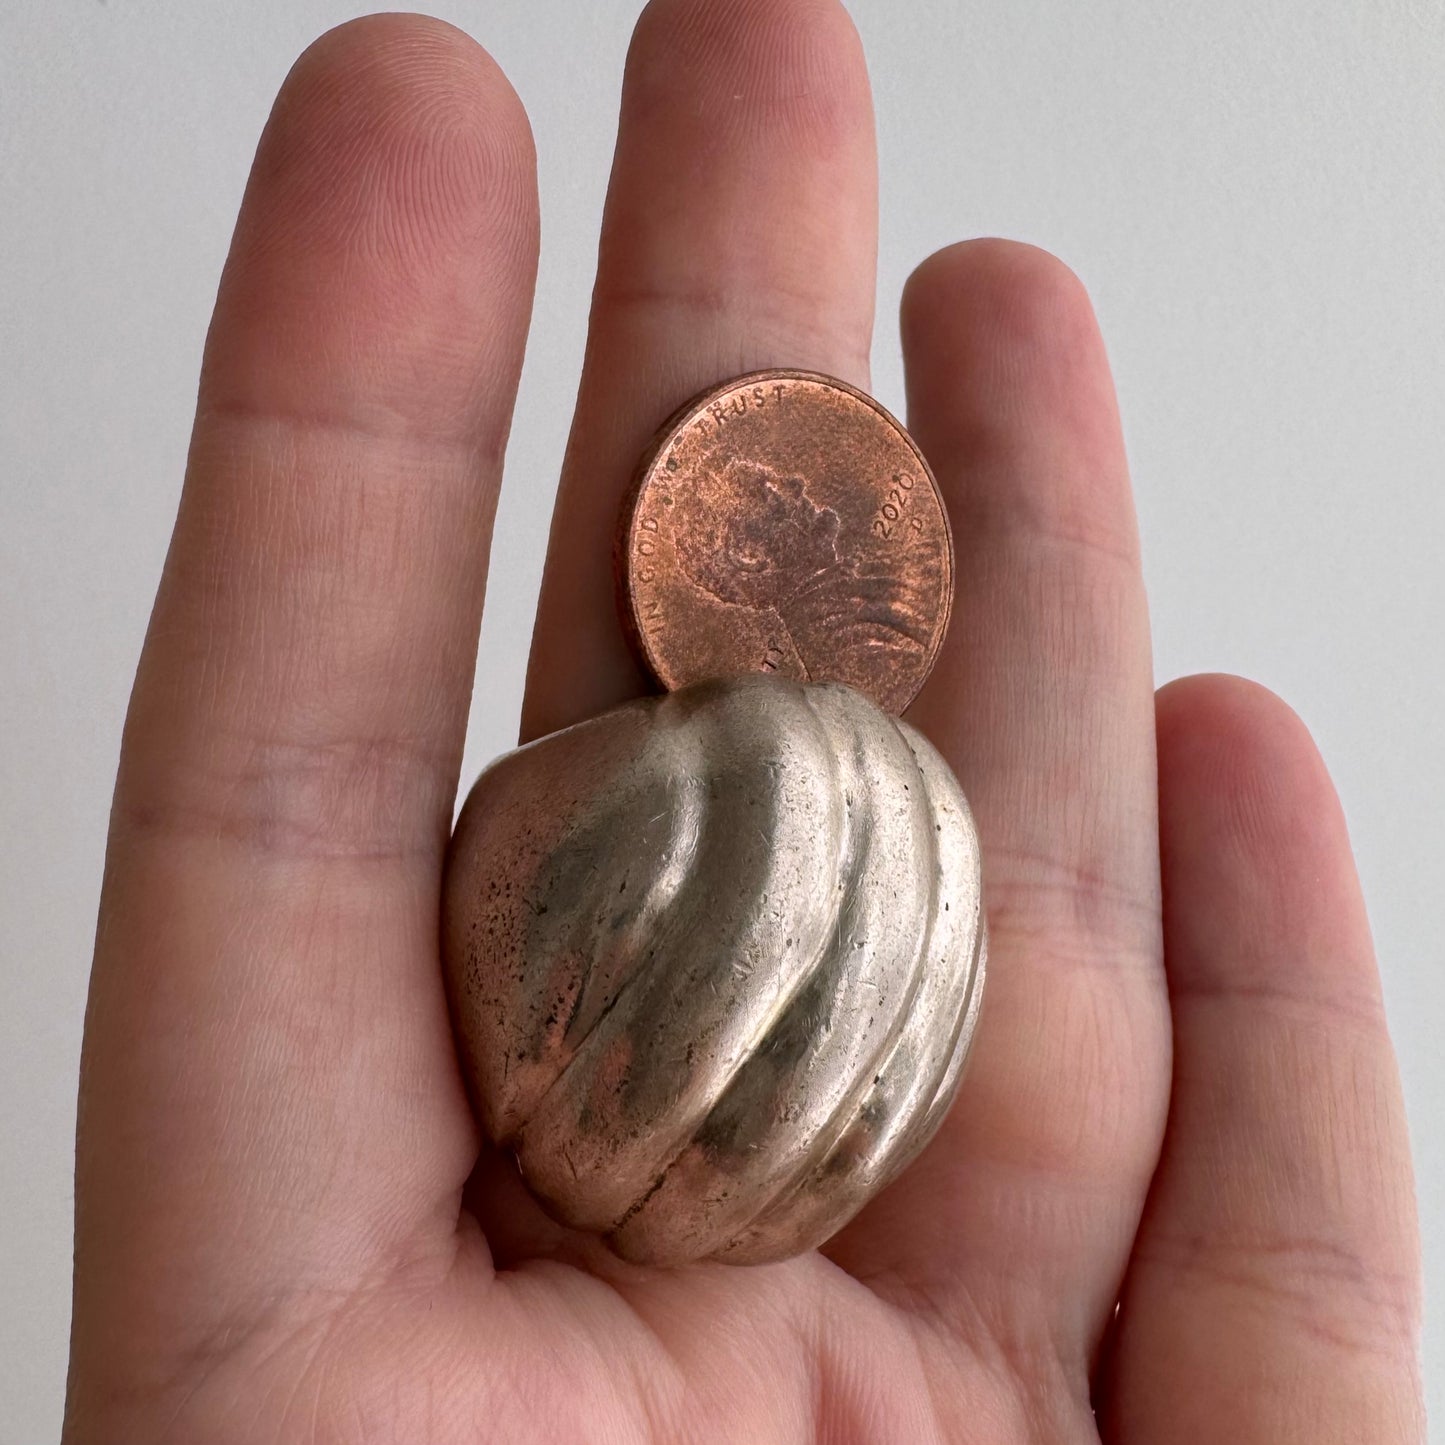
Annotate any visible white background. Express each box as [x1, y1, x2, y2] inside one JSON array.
[[2, 1, 1441, 1437]]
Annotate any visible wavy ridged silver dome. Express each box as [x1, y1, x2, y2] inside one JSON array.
[[442, 675, 985, 1266]]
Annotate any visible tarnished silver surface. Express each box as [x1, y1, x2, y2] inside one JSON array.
[[442, 675, 986, 1266]]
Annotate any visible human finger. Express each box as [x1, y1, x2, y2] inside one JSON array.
[[69, 14, 538, 1404], [521, 0, 878, 742], [828, 241, 1169, 1384], [1099, 675, 1423, 1443]]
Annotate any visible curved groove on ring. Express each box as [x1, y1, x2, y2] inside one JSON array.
[[515, 682, 851, 1229], [717, 727, 985, 1263], [719, 918, 985, 1263], [504, 751, 708, 1140], [465, 711, 711, 1144], [610, 686, 944, 1261]]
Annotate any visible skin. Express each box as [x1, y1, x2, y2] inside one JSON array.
[[62, 5, 1424, 1442]]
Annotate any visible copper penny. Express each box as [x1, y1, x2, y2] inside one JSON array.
[[617, 370, 954, 716]]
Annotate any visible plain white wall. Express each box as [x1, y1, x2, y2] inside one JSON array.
[[2, 1, 1441, 1437]]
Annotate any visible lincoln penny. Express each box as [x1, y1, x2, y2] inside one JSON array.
[[617, 370, 954, 716]]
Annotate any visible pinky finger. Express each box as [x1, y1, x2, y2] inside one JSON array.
[[1099, 675, 1424, 1443]]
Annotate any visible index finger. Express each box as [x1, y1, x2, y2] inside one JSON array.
[[70, 17, 538, 1401]]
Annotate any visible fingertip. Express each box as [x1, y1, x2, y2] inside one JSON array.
[[628, 0, 873, 146], [255, 12, 537, 262], [902, 238, 1095, 357], [899, 236, 1137, 575], [901, 241, 1107, 443], [1157, 670, 1318, 757], [1156, 672, 1381, 1015], [600, 0, 877, 358], [207, 12, 539, 446], [1156, 672, 1347, 883]]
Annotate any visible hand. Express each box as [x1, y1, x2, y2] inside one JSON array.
[[64, 7, 1423, 1441]]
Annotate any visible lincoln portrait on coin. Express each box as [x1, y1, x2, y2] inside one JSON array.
[[672, 456, 934, 675]]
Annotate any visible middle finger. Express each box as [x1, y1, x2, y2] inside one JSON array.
[[522, 0, 878, 741]]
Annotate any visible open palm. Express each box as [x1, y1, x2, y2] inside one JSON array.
[[64, 6, 1422, 1441]]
